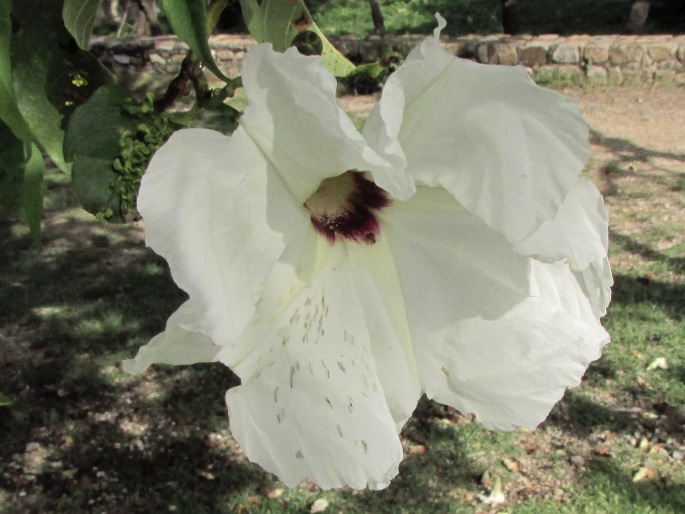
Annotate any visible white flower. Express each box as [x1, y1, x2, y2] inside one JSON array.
[[123, 15, 612, 490]]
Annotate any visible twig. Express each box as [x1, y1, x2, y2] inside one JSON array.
[[116, 3, 130, 37]]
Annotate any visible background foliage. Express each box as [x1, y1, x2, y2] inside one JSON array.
[[283, 0, 685, 37]]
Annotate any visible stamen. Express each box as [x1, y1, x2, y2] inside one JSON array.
[[304, 171, 391, 244]]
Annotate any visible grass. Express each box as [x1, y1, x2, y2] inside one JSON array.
[[309, 0, 685, 37], [1, 87, 684, 512]]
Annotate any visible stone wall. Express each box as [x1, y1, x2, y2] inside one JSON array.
[[91, 35, 258, 93], [91, 32, 685, 90], [442, 33, 685, 86]]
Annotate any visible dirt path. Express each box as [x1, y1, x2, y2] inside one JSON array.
[[573, 86, 685, 270]]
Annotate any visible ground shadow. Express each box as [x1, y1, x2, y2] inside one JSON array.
[[590, 128, 685, 197], [608, 271, 685, 322], [549, 390, 684, 438], [591, 129, 685, 168], [0, 174, 271, 513], [579, 458, 685, 512], [337, 398, 484, 512], [547, 264, 685, 442], [611, 230, 685, 276]]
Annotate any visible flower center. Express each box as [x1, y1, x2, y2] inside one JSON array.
[[303, 171, 391, 244]]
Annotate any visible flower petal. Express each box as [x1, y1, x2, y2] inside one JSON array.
[[240, 44, 414, 202], [137, 128, 282, 349], [365, 18, 589, 243], [384, 186, 608, 430], [514, 178, 613, 316], [122, 301, 220, 374], [420, 261, 609, 430], [224, 244, 403, 490], [573, 258, 612, 318], [348, 241, 422, 430], [382, 186, 532, 329]]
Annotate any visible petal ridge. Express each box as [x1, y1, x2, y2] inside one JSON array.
[[240, 44, 414, 202], [365, 33, 590, 243], [137, 128, 282, 348], [224, 246, 403, 489]]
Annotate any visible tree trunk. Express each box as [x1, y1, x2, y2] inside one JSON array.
[[131, 0, 161, 36], [501, 0, 520, 35], [626, 0, 650, 34], [368, 0, 386, 36]]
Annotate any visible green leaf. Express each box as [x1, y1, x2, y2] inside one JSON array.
[[0, 0, 31, 140], [239, 0, 355, 77], [308, 23, 356, 78], [11, 0, 115, 173], [239, 0, 300, 52], [64, 86, 135, 161], [65, 85, 137, 221], [291, 30, 324, 56], [353, 61, 387, 79], [67, 86, 180, 222], [18, 144, 45, 242], [0, 120, 44, 244], [21, 143, 46, 244], [63, 0, 104, 50], [0, 121, 26, 214], [160, 0, 229, 82], [0, 392, 11, 407]]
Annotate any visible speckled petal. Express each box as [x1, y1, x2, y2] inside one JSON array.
[[224, 243, 404, 490]]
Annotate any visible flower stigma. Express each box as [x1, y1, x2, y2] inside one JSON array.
[[303, 171, 391, 244]]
